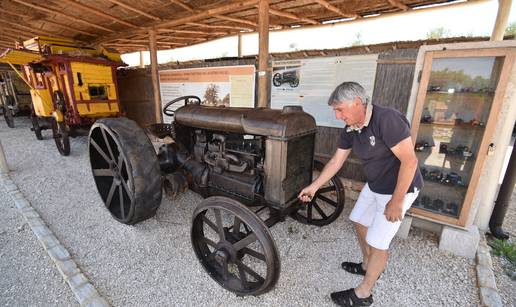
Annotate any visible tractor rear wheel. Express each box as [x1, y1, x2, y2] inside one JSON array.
[[88, 117, 162, 225]]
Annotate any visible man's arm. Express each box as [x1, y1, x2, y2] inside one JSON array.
[[298, 148, 351, 202], [384, 136, 419, 222]]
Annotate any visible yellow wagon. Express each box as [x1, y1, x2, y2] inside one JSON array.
[[0, 36, 124, 156]]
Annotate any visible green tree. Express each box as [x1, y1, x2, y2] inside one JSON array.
[[505, 22, 516, 36], [203, 84, 219, 105], [426, 27, 451, 39]]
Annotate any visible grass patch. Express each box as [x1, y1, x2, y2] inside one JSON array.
[[489, 238, 516, 280]]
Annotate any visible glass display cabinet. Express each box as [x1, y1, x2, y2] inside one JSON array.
[[410, 48, 515, 226]]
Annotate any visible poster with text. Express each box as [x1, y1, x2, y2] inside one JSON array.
[[159, 65, 255, 123], [271, 54, 378, 128]]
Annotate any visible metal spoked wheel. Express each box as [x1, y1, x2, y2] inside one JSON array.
[[51, 119, 70, 156], [89, 117, 162, 225], [289, 78, 299, 88], [290, 160, 346, 226], [192, 196, 281, 296]]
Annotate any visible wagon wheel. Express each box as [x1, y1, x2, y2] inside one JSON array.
[[272, 73, 282, 87], [289, 78, 299, 88], [88, 117, 162, 225], [291, 160, 346, 226], [51, 119, 70, 156], [163, 95, 201, 117], [31, 113, 43, 140], [192, 196, 281, 296], [3, 95, 15, 128]]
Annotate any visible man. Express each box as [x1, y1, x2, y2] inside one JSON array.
[[298, 82, 423, 306]]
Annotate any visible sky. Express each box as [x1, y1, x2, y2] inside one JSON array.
[[122, 0, 516, 66]]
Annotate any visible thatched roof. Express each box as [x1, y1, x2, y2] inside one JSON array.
[[0, 0, 468, 54]]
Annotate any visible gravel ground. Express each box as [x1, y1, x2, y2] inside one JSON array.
[[0, 177, 78, 306], [0, 116, 480, 306], [491, 187, 516, 307]]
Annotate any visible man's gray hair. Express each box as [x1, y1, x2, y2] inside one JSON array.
[[328, 82, 370, 106]]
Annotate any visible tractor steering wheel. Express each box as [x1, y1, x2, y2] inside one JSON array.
[[163, 95, 201, 117]]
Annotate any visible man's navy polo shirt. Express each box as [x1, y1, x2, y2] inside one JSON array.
[[338, 104, 423, 195]]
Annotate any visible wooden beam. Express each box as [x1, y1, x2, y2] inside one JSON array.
[[214, 14, 258, 27], [60, 0, 139, 28], [1, 31, 30, 41], [186, 22, 253, 31], [39, 19, 98, 37], [3, 28, 35, 40], [269, 7, 319, 25], [387, 0, 410, 11], [95, 0, 259, 44], [139, 51, 145, 68], [257, 0, 269, 108], [157, 0, 259, 29], [11, 0, 115, 33], [238, 34, 242, 57], [312, 0, 358, 19], [156, 29, 228, 36], [170, 0, 194, 12], [104, 0, 161, 21], [0, 20, 59, 37], [491, 0, 512, 40], [0, 10, 98, 37], [149, 29, 162, 123]]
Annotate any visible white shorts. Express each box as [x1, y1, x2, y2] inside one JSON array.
[[349, 183, 419, 250]]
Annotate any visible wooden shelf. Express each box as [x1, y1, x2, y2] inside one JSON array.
[[419, 122, 485, 129]]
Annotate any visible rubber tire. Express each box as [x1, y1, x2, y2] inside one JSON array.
[[89, 117, 162, 225]]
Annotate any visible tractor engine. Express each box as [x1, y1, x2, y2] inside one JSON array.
[[158, 105, 317, 208]]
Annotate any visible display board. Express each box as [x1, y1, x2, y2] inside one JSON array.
[[270, 54, 378, 127], [159, 65, 255, 123]]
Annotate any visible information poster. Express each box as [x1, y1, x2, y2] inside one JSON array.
[[159, 65, 255, 123], [271, 54, 378, 127]]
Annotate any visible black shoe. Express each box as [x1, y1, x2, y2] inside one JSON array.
[[330, 288, 373, 306], [341, 262, 366, 276]]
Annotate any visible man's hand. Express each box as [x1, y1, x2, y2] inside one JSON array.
[[384, 198, 404, 222], [298, 185, 318, 203]]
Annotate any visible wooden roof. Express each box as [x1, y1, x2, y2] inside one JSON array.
[[0, 0, 466, 54]]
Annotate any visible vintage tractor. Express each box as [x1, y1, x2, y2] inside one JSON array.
[[87, 96, 346, 296], [0, 36, 124, 156], [272, 70, 300, 88]]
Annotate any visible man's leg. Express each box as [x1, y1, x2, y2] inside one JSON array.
[[353, 189, 419, 298], [354, 246, 388, 298], [353, 222, 370, 269]]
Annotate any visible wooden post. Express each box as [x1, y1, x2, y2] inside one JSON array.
[[149, 29, 162, 123], [257, 0, 269, 108], [0, 141, 9, 174], [139, 51, 145, 68], [238, 34, 242, 58], [491, 0, 512, 41]]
